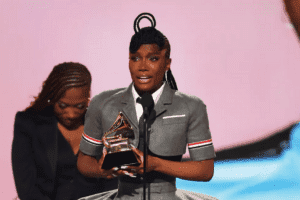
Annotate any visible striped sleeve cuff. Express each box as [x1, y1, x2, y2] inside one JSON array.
[[82, 132, 103, 145], [79, 132, 104, 156], [188, 139, 212, 149], [188, 139, 215, 161]]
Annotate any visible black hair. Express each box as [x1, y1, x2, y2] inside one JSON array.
[[129, 13, 177, 90], [25, 62, 91, 116]]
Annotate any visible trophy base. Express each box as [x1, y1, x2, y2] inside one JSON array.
[[102, 150, 139, 170]]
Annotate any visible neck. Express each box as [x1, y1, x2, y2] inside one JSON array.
[[58, 122, 84, 133]]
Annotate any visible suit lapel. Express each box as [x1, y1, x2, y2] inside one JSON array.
[[119, 83, 175, 128], [153, 83, 174, 119], [37, 115, 58, 177], [120, 83, 139, 129]]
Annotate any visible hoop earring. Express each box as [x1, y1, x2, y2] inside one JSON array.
[[165, 70, 168, 82]]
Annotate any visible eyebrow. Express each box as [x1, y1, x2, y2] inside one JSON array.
[[131, 52, 161, 57], [59, 101, 87, 106], [148, 52, 160, 56]]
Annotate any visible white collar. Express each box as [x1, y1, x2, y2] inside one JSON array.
[[132, 82, 165, 105]]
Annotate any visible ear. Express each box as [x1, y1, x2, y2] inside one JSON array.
[[165, 58, 171, 72], [87, 89, 91, 105]]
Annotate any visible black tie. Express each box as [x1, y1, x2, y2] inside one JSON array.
[[136, 95, 154, 151]]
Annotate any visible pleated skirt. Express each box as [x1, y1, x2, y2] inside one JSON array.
[[78, 180, 218, 200]]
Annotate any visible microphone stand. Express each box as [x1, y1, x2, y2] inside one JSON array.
[[143, 108, 149, 200], [139, 93, 153, 200]]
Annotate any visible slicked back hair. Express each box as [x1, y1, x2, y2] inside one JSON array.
[[129, 27, 171, 59]]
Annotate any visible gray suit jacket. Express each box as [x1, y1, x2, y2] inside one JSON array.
[[80, 83, 215, 161]]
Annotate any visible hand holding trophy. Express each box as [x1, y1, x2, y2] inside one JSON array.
[[101, 112, 140, 170]]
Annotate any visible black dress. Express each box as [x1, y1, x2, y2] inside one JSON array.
[[12, 111, 118, 200], [54, 128, 117, 200]]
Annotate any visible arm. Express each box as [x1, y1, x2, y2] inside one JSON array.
[[77, 93, 130, 179], [77, 149, 130, 179], [77, 92, 108, 178], [283, 0, 300, 38], [126, 97, 215, 181], [12, 112, 51, 200], [153, 158, 214, 181], [128, 147, 214, 181], [77, 151, 103, 178]]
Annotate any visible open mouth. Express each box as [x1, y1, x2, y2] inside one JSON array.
[[137, 76, 151, 83]]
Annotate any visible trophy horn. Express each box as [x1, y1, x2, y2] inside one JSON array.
[[101, 112, 139, 169], [104, 112, 134, 139]]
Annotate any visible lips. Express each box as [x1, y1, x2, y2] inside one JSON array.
[[64, 118, 79, 125], [137, 76, 151, 83]]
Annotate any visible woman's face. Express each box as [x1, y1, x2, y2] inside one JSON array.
[[54, 86, 90, 130], [129, 44, 171, 95]]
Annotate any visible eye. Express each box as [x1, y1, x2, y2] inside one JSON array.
[[149, 56, 159, 61], [58, 102, 67, 109], [131, 56, 140, 62], [76, 104, 86, 109]]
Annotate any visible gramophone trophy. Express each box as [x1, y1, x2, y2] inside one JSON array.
[[101, 112, 140, 170]]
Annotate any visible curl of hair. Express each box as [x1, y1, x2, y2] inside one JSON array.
[[25, 62, 91, 116]]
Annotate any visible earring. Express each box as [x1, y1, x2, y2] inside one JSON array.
[[165, 70, 168, 82], [48, 99, 50, 103]]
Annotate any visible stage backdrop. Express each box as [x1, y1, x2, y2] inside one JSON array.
[[1, 0, 300, 198]]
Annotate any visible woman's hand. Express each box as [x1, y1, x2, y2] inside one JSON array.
[[118, 145, 214, 182], [98, 147, 136, 179], [122, 145, 158, 174]]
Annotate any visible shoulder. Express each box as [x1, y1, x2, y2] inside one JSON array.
[[14, 111, 51, 139], [15, 111, 38, 125], [173, 90, 206, 109], [87, 87, 127, 114], [14, 111, 55, 127], [90, 87, 127, 104]]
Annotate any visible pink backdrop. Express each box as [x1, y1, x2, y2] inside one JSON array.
[[1, 0, 300, 198]]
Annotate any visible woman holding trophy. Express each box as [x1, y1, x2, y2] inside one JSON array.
[[77, 13, 216, 200]]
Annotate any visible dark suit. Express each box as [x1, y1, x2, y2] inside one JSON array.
[[12, 111, 117, 200]]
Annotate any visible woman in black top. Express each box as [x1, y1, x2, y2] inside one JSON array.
[[12, 62, 118, 200]]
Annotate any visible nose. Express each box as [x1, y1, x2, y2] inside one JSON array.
[[139, 58, 149, 71], [65, 108, 78, 119]]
